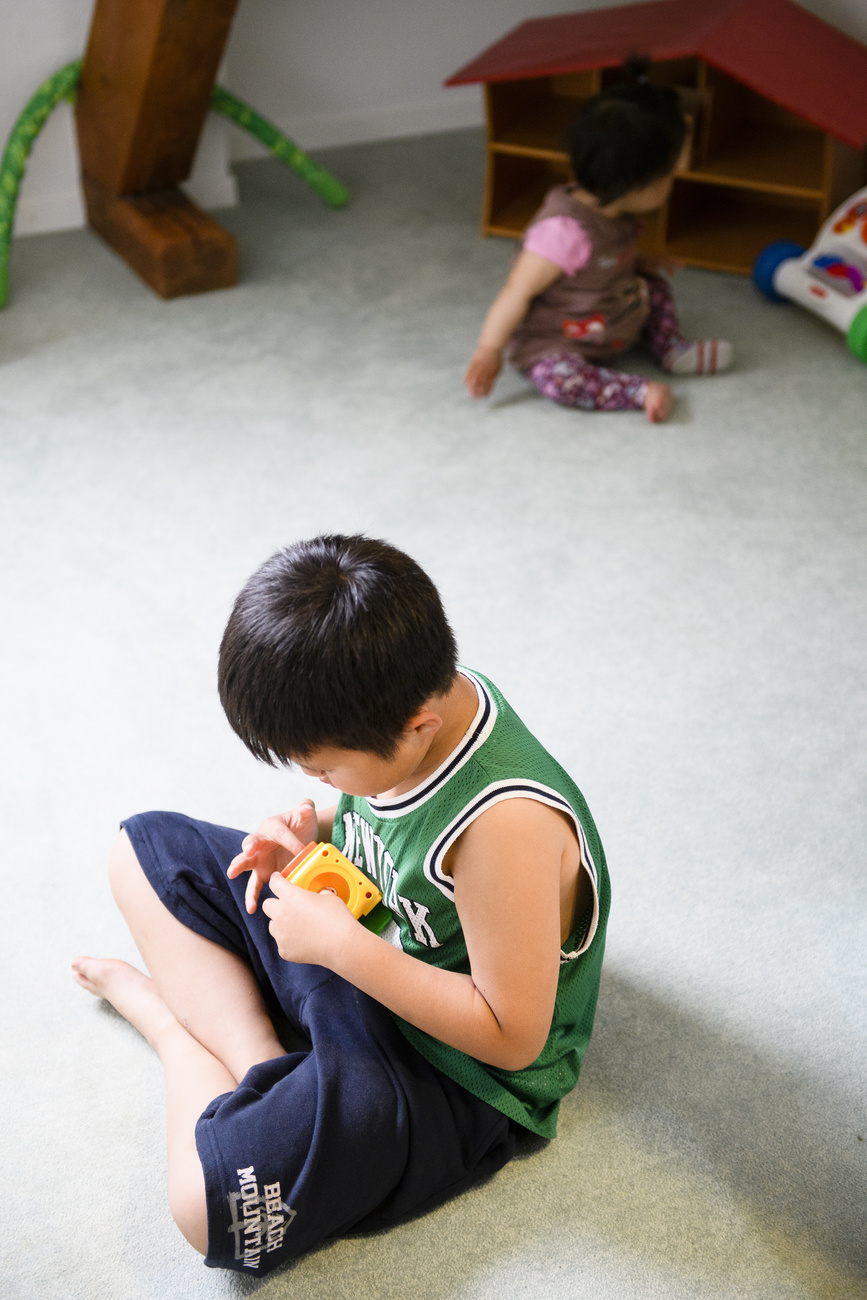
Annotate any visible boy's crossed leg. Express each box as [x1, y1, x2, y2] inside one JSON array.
[[106, 829, 287, 1078], [72, 831, 288, 1255], [73, 819, 519, 1274]]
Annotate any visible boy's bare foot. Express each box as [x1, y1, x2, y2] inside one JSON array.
[[72, 956, 179, 1051], [644, 380, 673, 423]]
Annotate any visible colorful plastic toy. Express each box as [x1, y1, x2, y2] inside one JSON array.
[[753, 187, 867, 364], [282, 842, 382, 919]]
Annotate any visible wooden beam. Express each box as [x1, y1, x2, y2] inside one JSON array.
[[82, 178, 237, 299], [76, 0, 241, 194], [76, 0, 241, 297]]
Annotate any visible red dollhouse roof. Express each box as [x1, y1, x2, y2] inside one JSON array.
[[446, 0, 867, 150]]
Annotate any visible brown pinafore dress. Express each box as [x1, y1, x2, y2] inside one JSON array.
[[506, 186, 649, 371]]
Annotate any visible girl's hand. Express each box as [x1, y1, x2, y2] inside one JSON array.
[[262, 874, 357, 966], [465, 249, 562, 400], [644, 380, 673, 423], [465, 346, 502, 398], [227, 798, 320, 914]]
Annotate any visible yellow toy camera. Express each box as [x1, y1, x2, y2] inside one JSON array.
[[281, 842, 382, 919]]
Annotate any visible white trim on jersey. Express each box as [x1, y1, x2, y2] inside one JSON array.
[[366, 669, 498, 819], [421, 779, 600, 960]]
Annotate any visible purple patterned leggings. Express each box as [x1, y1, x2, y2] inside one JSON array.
[[526, 273, 685, 411]]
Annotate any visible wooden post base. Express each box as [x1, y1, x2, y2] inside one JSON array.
[[82, 176, 237, 298]]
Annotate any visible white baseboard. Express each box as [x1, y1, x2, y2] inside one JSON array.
[[12, 111, 239, 238], [11, 91, 480, 235], [226, 88, 482, 160], [14, 185, 86, 237], [12, 102, 85, 237], [181, 113, 240, 211]]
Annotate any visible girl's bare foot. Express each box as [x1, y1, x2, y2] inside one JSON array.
[[72, 956, 179, 1051], [644, 380, 673, 423]]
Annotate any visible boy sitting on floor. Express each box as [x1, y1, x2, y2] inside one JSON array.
[[72, 534, 610, 1275]]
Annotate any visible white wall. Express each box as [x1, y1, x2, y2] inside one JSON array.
[[222, 0, 867, 155], [2, 0, 92, 235], [0, 0, 238, 235], [221, 0, 649, 160], [3, 0, 866, 238]]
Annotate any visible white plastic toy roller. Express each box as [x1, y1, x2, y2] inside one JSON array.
[[753, 186, 867, 363]]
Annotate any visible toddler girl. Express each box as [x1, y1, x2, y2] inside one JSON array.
[[465, 70, 733, 422]]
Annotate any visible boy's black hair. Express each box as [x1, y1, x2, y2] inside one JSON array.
[[568, 59, 687, 207], [218, 534, 459, 763]]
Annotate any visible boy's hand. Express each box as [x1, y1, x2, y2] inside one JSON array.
[[227, 798, 320, 914], [262, 874, 357, 965], [464, 346, 502, 398]]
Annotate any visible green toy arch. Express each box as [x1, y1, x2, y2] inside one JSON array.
[[0, 61, 82, 308], [0, 62, 349, 308], [209, 86, 349, 208]]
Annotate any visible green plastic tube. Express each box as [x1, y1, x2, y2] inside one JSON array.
[[0, 59, 82, 308], [210, 85, 349, 208], [0, 63, 348, 308]]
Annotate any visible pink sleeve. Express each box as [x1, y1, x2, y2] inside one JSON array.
[[523, 215, 592, 275]]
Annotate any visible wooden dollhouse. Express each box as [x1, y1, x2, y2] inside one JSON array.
[[446, 0, 867, 273]]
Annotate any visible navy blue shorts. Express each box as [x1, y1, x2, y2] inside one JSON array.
[[123, 811, 520, 1276]]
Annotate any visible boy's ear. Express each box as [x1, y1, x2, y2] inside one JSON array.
[[403, 709, 442, 739]]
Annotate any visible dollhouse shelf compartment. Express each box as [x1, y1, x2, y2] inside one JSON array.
[[447, 0, 867, 275]]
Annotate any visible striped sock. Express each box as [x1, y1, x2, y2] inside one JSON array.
[[663, 339, 733, 375]]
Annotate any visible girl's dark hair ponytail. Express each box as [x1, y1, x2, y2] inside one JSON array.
[[568, 56, 687, 206], [622, 54, 651, 84]]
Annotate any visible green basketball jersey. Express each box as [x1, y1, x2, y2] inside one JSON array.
[[331, 669, 610, 1138]]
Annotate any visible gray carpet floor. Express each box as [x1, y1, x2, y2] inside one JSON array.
[[1, 129, 865, 1300]]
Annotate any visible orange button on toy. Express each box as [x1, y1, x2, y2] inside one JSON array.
[[281, 842, 382, 919]]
